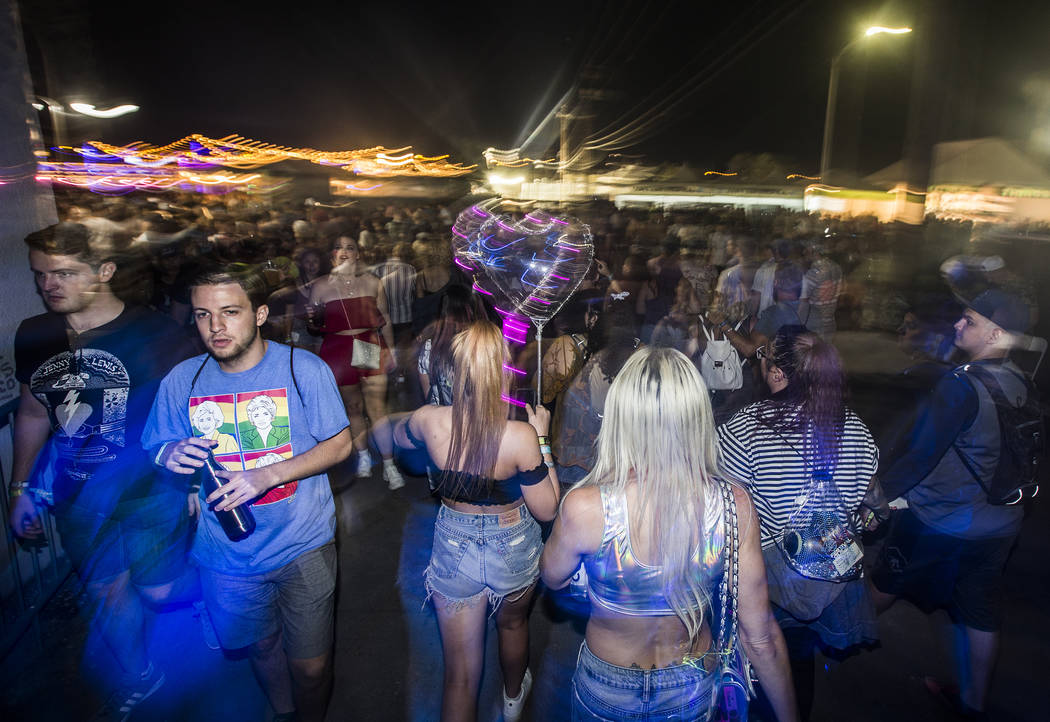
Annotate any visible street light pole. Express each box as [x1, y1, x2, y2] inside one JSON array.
[[818, 26, 911, 182], [34, 96, 66, 148]]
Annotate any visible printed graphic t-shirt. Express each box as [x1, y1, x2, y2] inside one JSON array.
[[14, 306, 189, 512], [142, 342, 349, 574]]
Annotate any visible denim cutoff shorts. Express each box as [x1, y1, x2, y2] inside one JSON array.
[[571, 640, 714, 721], [424, 503, 541, 610]]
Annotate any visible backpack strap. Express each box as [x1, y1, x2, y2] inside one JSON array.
[[949, 365, 996, 496], [288, 341, 304, 406], [189, 355, 210, 394], [190, 345, 305, 406], [697, 313, 716, 342]]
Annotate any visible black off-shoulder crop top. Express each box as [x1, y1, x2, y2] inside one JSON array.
[[405, 422, 548, 505]]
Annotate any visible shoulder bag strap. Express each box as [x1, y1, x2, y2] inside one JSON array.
[[716, 478, 741, 656], [698, 312, 716, 342]]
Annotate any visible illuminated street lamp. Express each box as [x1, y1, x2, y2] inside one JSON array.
[[33, 98, 139, 147], [818, 25, 912, 180], [68, 103, 140, 118]]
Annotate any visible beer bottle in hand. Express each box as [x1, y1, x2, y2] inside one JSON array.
[[201, 451, 256, 541]]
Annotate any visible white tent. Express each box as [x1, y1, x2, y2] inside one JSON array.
[[866, 137, 1050, 189]]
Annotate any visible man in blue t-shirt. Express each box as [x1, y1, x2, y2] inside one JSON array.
[[142, 267, 351, 722]]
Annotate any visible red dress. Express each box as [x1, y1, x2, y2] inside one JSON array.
[[318, 297, 393, 386]]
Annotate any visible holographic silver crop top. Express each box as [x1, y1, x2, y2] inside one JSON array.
[[585, 485, 726, 617]]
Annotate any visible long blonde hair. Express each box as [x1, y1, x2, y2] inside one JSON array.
[[439, 321, 510, 496], [582, 346, 721, 640]]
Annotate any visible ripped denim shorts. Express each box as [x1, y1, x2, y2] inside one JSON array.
[[424, 503, 542, 611]]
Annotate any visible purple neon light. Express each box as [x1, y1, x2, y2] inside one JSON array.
[[550, 273, 570, 281], [555, 244, 581, 253], [524, 213, 543, 224], [502, 319, 529, 331], [497, 221, 515, 233], [502, 322, 528, 340], [551, 217, 568, 225], [502, 394, 527, 408], [452, 227, 468, 239], [529, 296, 552, 305], [454, 257, 473, 271], [472, 283, 493, 296], [494, 307, 528, 322], [471, 206, 488, 218], [503, 364, 527, 376]]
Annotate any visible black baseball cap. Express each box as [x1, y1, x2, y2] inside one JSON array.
[[969, 288, 1030, 334]]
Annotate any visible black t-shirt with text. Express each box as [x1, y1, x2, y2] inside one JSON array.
[[15, 305, 190, 511]]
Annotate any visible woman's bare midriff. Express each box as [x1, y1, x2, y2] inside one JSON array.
[[585, 612, 715, 671]]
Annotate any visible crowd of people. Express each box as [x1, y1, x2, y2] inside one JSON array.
[[6, 187, 1043, 722]]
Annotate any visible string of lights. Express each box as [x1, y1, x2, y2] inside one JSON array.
[[36, 133, 477, 193], [51, 134, 477, 176]]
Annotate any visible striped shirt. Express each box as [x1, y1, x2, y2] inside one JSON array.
[[717, 401, 878, 549], [373, 259, 416, 325]]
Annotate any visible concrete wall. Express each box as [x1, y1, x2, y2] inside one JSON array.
[[1, 0, 55, 404]]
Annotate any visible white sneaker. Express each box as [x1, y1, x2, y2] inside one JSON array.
[[92, 661, 165, 721], [384, 462, 405, 490], [355, 450, 374, 478], [503, 667, 532, 722]]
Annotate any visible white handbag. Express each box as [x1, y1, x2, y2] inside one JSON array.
[[351, 336, 381, 370]]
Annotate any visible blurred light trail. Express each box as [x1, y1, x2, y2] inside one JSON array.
[[865, 26, 912, 36], [69, 103, 140, 118], [57, 134, 475, 176]]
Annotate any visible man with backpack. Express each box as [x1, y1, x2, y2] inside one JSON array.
[[871, 289, 1040, 721]]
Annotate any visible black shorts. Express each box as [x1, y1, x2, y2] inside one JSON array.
[[56, 489, 192, 587], [870, 508, 1016, 632]]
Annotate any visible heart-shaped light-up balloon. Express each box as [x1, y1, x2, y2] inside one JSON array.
[[451, 199, 501, 269], [463, 209, 594, 326]]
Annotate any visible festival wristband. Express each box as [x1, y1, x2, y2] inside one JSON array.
[[540, 444, 552, 456], [537, 436, 549, 446], [153, 442, 171, 467], [8, 480, 30, 498]]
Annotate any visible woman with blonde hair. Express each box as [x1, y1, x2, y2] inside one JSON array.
[[541, 346, 797, 721], [394, 320, 560, 722]]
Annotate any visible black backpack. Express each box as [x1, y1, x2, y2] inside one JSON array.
[[953, 364, 1044, 506]]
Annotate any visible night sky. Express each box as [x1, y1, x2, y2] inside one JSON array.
[[19, 0, 1050, 176]]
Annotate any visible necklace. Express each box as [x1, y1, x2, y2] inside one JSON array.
[[332, 270, 359, 297]]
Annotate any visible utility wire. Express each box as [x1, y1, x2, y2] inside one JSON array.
[[587, 1, 810, 150]]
